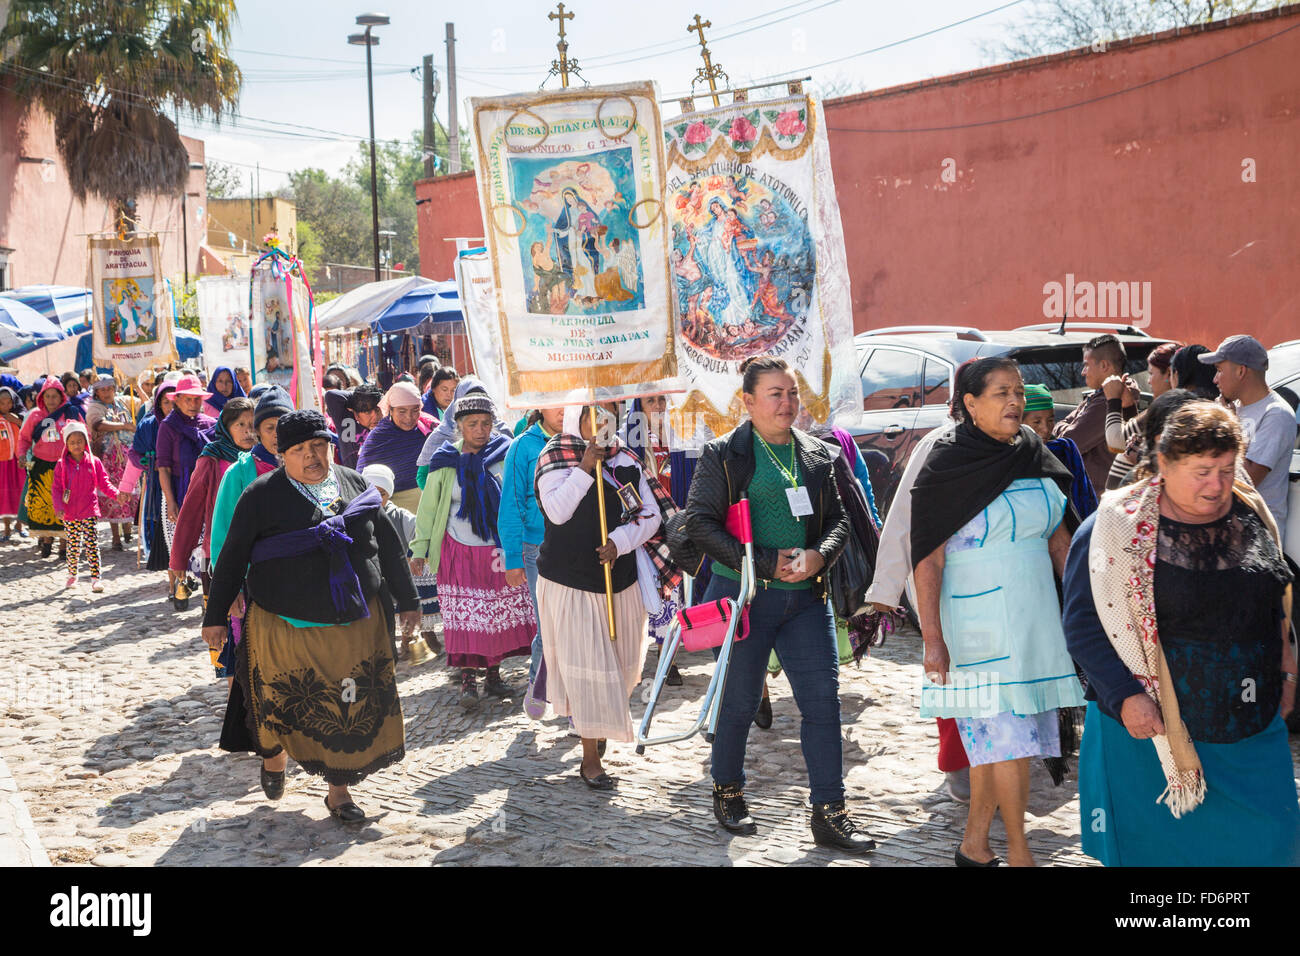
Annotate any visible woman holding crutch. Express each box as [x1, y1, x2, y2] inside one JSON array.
[[684, 356, 873, 852]]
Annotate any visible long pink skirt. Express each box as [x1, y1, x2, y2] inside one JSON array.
[[438, 535, 534, 668], [98, 439, 138, 523], [536, 576, 648, 742], [0, 457, 22, 517]]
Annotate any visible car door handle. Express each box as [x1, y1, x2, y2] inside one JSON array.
[[882, 425, 905, 437]]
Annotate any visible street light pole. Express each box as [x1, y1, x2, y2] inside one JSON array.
[[350, 13, 390, 283]]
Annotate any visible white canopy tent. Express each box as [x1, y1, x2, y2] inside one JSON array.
[[314, 275, 440, 332]]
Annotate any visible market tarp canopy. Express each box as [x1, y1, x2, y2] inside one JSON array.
[[370, 279, 464, 335], [315, 275, 441, 331]]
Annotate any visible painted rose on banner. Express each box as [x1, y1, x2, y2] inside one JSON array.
[[664, 94, 860, 434]]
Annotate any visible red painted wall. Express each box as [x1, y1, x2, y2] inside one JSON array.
[[826, 5, 1300, 349], [413, 6, 1300, 350], [414, 170, 483, 281]]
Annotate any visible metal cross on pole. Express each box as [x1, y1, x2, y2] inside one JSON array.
[[688, 13, 728, 108], [546, 2, 583, 88]]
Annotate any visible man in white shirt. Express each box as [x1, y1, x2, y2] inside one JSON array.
[[864, 421, 971, 801], [1202, 335, 1296, 530]]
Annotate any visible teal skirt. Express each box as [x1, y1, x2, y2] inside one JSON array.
[[1079, 701, 1300, 866]]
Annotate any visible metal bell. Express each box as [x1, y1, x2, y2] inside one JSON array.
[[407, 634, 432, 665], [174, 577, 192, 601]]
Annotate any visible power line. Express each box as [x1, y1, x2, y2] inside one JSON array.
[[825, 15, 1300, 133]]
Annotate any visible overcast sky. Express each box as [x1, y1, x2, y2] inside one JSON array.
[[184, 0, 1032, 192]]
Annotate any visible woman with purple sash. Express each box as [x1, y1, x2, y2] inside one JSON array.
[[202, 410, 420, 825]]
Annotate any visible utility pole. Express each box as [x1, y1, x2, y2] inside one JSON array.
[[422, 53, 438, 179], [445, 23, 460, 173], [688, 14, 727, 108]]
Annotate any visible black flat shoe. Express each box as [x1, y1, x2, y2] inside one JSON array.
[[578, 767, 615, 790], [665, 663, 683, 687], [753, 695, 773, 730], [712, 782, 757, 835], [954, 848, 1001, 867], [259, 766, 285, 801], [324, 794, 366, 825]]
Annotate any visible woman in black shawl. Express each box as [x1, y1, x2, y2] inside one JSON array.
[[911, 357, 1085, 867]]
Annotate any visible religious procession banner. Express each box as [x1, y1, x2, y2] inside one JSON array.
[[196, 275, 249, 372], [470, 80, 678, 408], [454, 248, 521, 429], [89, 234, 179, 377], [663, 93, 860, 435], [249, 251, 321, 412]]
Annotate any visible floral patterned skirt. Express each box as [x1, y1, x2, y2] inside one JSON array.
[[98, 439, 138, 522], [221, 597, 405, 786], [954, 709, 1060, 766], [438, 535, 534, 668]]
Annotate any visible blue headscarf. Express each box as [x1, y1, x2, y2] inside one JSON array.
[[205, 366, 246, 414], [426, 431, 511, 546]]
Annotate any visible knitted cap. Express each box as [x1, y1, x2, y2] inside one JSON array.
[[275, 408, 332, 453], [454, 393, 496, 421], [1023, 384, 1054, 412], [61, 420, 89, 444], [361, 464, 395, 496], [254, 386, 293, 429]]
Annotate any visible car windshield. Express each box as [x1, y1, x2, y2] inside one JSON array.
[[1267, 344, 1300, 387], [1011, 344, 1155, 405]]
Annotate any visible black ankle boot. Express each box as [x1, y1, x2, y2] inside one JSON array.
[[712, 782, 757, 835], [810, 801, 875, 854]]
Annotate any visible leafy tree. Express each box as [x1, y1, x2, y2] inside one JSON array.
[[1, 0, 241, 227], [985, 0, 1286, 61], [205, 160, 244, 198]]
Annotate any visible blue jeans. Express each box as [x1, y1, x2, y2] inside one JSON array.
[[705, 575, 844, 804], [522, 542, 542, 682]]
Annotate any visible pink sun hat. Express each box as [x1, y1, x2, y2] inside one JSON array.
[[172, 374, 212, 399]]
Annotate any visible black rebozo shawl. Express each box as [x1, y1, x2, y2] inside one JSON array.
[[910, 422, 1076, 567]]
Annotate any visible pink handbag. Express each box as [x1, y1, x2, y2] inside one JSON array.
[[677, 599, 749, 653]]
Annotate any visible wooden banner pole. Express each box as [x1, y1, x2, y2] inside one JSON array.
[[590, 404, 617, 642]]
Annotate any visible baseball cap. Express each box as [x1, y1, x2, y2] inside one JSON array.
[[1198, 334, 1268, 372]]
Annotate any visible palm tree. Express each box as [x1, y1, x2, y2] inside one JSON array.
[[1, 0, 241, 233]]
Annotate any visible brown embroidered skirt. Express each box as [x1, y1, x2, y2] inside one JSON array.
[[220, 597, 405, 785]]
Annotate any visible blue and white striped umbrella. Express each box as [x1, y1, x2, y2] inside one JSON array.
[[0, 295, 66, 361]]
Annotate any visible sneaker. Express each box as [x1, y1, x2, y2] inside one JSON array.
[[18, 528, 29, 539], [712, 782, 758, 835], [458, 670, 480, 711], [810, 801, 876, 854], [65, 576, 77, 588], [90, 578, 104, 593], [483, 667, 516, 699]]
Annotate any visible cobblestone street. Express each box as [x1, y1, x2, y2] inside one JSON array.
[[5, 532, 1102, 866]]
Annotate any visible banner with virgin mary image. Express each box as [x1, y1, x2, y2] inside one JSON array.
[[663, 94, 860, 434], [89, 233, 179, 377], [196, 274, 249, 372], [249, 254, 321, 412], [470, 80, 677, 408]]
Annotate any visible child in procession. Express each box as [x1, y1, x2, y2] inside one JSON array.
[[51, 420, 118, 592]]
